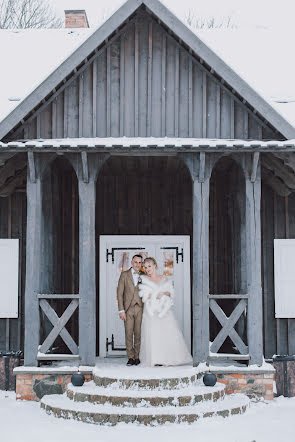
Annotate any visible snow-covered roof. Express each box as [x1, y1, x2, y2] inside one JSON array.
[[0, 0, 294, 139], [0, 28, 92, 122], [195, 27, 295, 131]]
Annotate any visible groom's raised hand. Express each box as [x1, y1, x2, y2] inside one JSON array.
[[119, 312, 126, 321]]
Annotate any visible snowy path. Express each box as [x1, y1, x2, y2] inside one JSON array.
[[1, 391, 294, 442]]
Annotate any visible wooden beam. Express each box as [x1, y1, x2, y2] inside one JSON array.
[[27, 152, 36, 183], [39, 299, 79, 355], [251, 152, 260, 182], [81, 151, 89, 183], [245, 155, 263, 365], [199, 152, 206, 183]]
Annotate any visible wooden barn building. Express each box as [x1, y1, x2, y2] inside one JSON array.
[[1, 0, 295, 399]]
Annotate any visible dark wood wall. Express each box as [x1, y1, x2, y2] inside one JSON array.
[[262, 182, 295, 358], [96, 156, 192, 236], [0, 192, 26, 352], [10, 9, 280, 142]]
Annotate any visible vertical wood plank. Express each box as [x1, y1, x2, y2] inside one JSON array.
[[230, 98, 235, 138], [79, 75, 83, 137], [215, 85, 220, 138], [274, 192, 288, 355], [202, 72, 207, 138], [36, 115, 41, 139], [174, 46, 179, 137], [107, 46, 111, 137], [63, 89, 68, 138], [92, 61, 97, 137], [243, 111, 249, 139], [286, 193, 295, 354], [261, 183, 276, 358], [161, 33, 166, 137], [52, 99, 57, 139], [120, 38, 125, 136], [5, 195, 12, 350], [147, 21, 152, 136], [188, 58, 193, 137], [134, 22, 139, 137]]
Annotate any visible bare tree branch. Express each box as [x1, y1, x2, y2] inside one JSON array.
[[0, 0, 63, 29], [185, 9, 237, 30]]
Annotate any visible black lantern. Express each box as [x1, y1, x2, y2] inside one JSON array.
[[203, 372, 217, 387], [71, 372, 85, 387]]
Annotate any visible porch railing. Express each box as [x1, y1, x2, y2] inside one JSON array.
[[37, 294, 80, 361], [209, 294, 249, 361]]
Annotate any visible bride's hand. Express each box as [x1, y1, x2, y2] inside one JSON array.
[[157, 292, 168, 299]]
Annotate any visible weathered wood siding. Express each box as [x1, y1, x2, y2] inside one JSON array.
[[261, 182, 295, 358], [0, 193, 26, 352], [18, 11, 279, 141]]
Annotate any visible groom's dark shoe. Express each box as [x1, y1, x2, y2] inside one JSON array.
[[127, 358, 135, 366], [134, 359, 140, 365]]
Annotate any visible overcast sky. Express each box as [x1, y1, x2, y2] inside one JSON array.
[[51, 0, 295, 29]]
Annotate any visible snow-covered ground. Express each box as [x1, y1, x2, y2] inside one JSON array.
[[1, 390, 294, 442]]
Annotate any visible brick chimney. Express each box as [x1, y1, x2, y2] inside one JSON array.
[[65, 10, 89, 28]]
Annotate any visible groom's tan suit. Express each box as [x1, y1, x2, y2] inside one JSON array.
[[117, 268, 143, 360]]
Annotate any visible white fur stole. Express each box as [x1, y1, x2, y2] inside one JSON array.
[[139, 276, 174, 318]]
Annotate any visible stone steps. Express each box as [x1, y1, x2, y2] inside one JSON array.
[[66, 380, 225, 407], [40, 364, 250, 425], [41, 392, 250, 425], [92, 365, 202, 390]]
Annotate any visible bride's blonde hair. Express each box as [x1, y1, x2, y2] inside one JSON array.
[[144, 257, 158, 269]]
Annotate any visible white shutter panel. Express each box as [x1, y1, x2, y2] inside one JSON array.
[[0, 239, 19, 318], [274, 239, 295, 318]]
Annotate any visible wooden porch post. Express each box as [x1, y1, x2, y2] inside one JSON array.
[[67, 152, 109, 366], [24, 153, 55, 366], [244, 153, 263, 365], [180, 153, 219, 365]]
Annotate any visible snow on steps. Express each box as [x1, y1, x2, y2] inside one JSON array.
[[92, 364, 203, 390], [40, 365, 250, 425], [66, 380, 225, 407], [41, 392, 250, 425]]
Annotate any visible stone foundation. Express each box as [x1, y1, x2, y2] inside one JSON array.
[[14, 365, 275, 402], [14, 367, 93, 401], [212, 370, 275, 400]]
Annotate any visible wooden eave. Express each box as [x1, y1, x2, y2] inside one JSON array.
[[1, 137, 295, 153], [0, 0, 294, 141]]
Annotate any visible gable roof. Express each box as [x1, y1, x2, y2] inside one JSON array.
[[0, 0, 295, 140]]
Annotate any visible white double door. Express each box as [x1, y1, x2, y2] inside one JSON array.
[[99, 235, 191, 357]]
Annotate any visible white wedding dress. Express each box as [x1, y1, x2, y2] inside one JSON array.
[[139, 275, 193, 367]]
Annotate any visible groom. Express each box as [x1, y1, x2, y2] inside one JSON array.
[[117, 254, 143, 366]]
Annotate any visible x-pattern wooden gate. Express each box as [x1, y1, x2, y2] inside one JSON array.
[[209, 294, 249, 359], [38, 294, 79, 361]]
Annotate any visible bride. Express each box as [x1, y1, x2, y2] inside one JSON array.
[[139, 257, 193, 367]]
